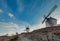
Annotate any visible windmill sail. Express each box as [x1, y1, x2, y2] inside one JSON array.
[[42, 18, 46, 23], [46, 5, 57, 18], [42, 5, 57, 24]]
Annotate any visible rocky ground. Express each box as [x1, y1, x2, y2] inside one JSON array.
[[0, 26, 60, 41]]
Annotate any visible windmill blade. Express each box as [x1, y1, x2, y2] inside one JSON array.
[[42, 18, 46, 24], [42, 15, 47, 23], [46, 5, 57, 18], [42, 5, 57, 24]]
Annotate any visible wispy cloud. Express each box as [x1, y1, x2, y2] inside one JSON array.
[[0, 9, 3, 13], [17, 0, 24, 12], [8, 13, 14, 18], [30, 23, 45, 32], [0, 22, 20, 35], [0, 21, 46, 36], [0, 22, 30, 35], [0, 0, 14, 14]]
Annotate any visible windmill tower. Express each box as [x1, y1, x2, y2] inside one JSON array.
[[42, 5, 57, 27]]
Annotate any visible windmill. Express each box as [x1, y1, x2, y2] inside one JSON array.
[[25, 25, 30, 32], [42, 5, 57, 27]]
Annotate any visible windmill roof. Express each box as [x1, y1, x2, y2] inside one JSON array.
[[48, 17, 57, 20]]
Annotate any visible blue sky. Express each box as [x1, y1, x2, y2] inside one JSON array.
[[0, 0, 60, 35]]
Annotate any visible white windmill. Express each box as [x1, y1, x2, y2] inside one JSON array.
[[25, 25, 30, 32], [42, 5, 57, 27]]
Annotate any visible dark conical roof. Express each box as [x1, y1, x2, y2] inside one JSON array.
[[48, 17, 57, 20]]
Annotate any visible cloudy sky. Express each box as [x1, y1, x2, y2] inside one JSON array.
[[0, 0, 60, 36]]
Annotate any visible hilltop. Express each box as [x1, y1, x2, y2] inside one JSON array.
[[0, 25, 60, 41]]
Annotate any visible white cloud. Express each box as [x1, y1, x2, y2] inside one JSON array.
[[0, 22, 21, 35], [0, 0, 10, 12], [0, 21, 46, 36], [30, 23, 45, 32], [17, 0, 24, 12], [0, 9, 3, 13], [0, 22, 31, 36], [8, 13, 14, 18], [57, 18, 60, 24]]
